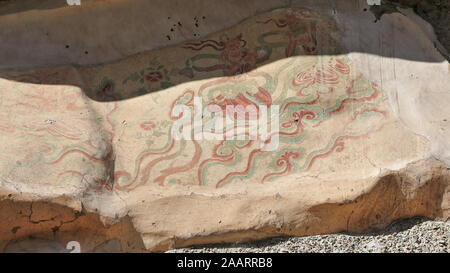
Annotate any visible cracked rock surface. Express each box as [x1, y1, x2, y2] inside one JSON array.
[[385, 0, 449, 57], [0, 0, 448, 252]]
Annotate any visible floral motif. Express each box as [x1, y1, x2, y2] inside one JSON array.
[[122, 58, 174, 95], [181, 34, 270, 77], [96, 78, 119, 100]]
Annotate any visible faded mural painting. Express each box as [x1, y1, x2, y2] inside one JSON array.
[[0, 8, 389, 192]]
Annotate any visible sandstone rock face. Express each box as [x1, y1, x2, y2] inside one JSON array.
[[0, 0, 448, 252]]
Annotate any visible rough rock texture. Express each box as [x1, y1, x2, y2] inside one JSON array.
[[0, 0, 448, 252], [385, 0, 449, 56]]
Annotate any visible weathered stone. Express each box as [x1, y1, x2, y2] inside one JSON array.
[[0, 0, 448, 252]]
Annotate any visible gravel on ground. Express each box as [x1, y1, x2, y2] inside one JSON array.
[[167, 217, 450, 253]]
